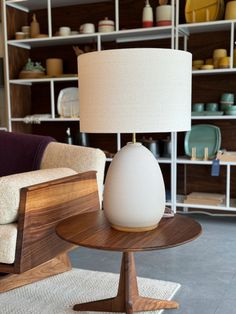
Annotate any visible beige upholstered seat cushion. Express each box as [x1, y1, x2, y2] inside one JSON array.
[[0, 168, 77, 224], [0, 223, 17, 264]]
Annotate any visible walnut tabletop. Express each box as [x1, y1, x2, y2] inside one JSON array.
[[56, 210, 202, 252], [56, 211, 201, 313]]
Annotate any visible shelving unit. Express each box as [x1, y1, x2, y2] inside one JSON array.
[[175, 3, 236, 215], [2, 0, 236, 216]]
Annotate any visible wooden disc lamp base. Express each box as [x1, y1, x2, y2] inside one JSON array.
[[111, 223, 158, 232], [73, 252, 179, 313]]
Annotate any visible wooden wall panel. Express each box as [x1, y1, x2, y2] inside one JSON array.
[[6, 7, 28, 40]]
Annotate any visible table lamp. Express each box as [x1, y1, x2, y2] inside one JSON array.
[[78, 48, 192, 232]]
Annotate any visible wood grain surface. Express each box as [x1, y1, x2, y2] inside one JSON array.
[[56, 211, 202, 252]]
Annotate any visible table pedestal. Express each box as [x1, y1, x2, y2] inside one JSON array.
[[73, 252, 179, 313]]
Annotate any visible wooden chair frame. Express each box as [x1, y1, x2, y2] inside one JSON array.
[[0, 171, 100, 292]]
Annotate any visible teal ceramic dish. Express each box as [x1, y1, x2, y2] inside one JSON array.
[[225, 110, 236, 116], [191, 111, 224, 116], [184, 124, 221, 159], [204, 111, 224, 116]]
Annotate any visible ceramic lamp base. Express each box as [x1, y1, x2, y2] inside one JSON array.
[[103, 142, 165, 232]]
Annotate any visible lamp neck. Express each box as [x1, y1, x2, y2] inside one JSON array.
[[132, 133, 136, 143]]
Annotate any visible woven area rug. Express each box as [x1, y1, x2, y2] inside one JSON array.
[[0, 268, 181, 314]]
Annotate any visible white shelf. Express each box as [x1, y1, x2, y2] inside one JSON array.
[[11, 117, 80, 122], [101, 26, 173, 43], [192, 68, 236, 75], [10, 76, 78, 85], [157, 157, 171, 164], [6, 0, 110, 11], [8, 34, 99, 48], [8, 27, 174, 49], [176, 202, 236, 211], [178, 20, 234, 36], [177, 158, 236, 166], [192, 115, 236, 120]]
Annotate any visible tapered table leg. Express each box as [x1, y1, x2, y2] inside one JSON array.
[[73, 252, 179, 313]]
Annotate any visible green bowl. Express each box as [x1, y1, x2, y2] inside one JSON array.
[[225, 110, 236, 116]]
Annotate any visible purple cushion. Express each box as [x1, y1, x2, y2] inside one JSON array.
[[0, 131, 55, 176]]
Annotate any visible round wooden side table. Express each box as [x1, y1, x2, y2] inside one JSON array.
[[56, 210, 202, 313]]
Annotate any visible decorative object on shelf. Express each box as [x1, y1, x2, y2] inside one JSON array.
[[185, 0, 225, 23], [191, 111, 223, 116], [220, 92, 234, 113], [213, 48, 227, 68], [142, 0, 153, 27], [73, 46, 84, 56], [192, 59, 204, 70], [98, 17, 115, 32], [30, 14, 40, 38], [76, 130, 90, 147], [79, 23, 95, 34], [78, 48, 192, 232], [162, 136, 171, 157], [21, 25, 30, 38], [225, 105, 236, 116], [59, 26, 71, 36], [46, 58, 63, 77], [184, 192, 225, 206], [71, 31, 79, 35], [57, 87, 79, 118], [218, 150, 236, 162], [156, 0, 172, 26], [19, 58, 45, 79], [23, 114, 51, 124], [225, 1, 236, 20], [192, 47, 230, 70], [192, 102, 205, 112], [184, 124, 221, 160], [206, 102, 219, 112], [15, 32, 25, 40], [65, 127, 73, 144], [140, 137, 160, 158], [220, 92, 234, 104]]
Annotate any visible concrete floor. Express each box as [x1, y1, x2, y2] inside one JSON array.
[[69, 214, 236, 314]]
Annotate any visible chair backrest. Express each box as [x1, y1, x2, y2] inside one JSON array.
[[0, 131, 54, 177]]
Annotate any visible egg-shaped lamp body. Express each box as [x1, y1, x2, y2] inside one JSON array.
[[103, 142, 165, 232]]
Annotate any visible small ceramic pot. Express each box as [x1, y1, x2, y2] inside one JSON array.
[[15, 32, 25, 40], [46, 58, 63, 77], [221, 93, 234, 104], [80, 23, 95, 34], [140, 137, 160, 158], [206, 103, 219, 112], [59, 26, 71, 36], [156, 5, 172, 26], [192, 103, 204, 112], [98, 17, 115, 33]]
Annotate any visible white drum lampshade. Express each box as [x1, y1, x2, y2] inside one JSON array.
[[78, 48, 192, 232]]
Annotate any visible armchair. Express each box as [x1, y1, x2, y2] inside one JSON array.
[[0, 132, 106, 292]]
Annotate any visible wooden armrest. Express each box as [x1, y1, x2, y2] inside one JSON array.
[[15, 171, 100, 273]]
